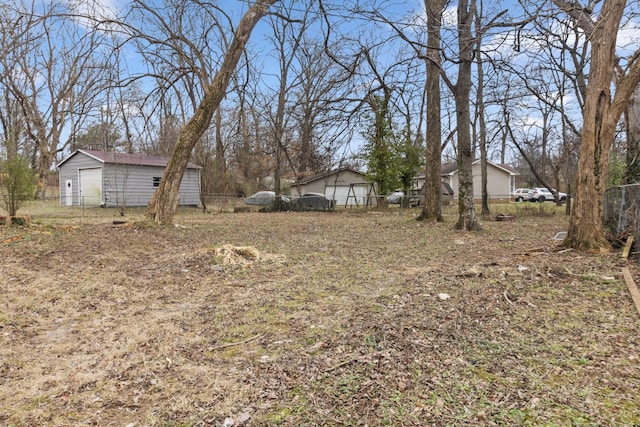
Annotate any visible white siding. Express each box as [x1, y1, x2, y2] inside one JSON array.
[[447, 162, 514, 200], [102, 164, 200, 207], [58, 152, 103, 206], [58, 151, 201, 207], [79, 167, 103, 206], [326, 185, 370, 207], [289, 169, 370, 206]]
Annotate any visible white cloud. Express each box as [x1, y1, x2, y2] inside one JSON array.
[[60, 0, 122, 29], [617, 18, 640, 55], [399, 2, 458, 33], [442, 5, 457, 28]]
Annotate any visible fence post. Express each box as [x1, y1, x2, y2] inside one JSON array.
[[618, 186, 626, 235]]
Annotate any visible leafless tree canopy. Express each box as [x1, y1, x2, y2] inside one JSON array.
[[1, 0, 639, 244]]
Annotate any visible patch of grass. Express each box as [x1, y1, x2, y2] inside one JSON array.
[[1, 208, 639, 426], [264, 407, 291, 425]]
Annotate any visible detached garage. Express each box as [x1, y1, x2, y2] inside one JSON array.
[[57, 149, 201, 207], [289, 168, 376, 207]]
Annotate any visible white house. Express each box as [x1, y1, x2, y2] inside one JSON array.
[[57, 149, 201, 207], [413, 160, 519, 201]]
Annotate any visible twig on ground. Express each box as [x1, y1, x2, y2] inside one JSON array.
[[323, 357, 358, 373], [503, 291, 514, 305], [209, 334, 263, 351]]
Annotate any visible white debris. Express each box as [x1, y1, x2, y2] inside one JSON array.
[[553, 231, 567, 240], [236, 412, 251, 425]]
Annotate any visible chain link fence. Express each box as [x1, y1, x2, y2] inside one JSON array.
[[603, 183, 640, 243]]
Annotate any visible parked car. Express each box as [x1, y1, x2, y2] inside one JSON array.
[[528, 187, 567, 202], [511, 188, 531, 202], [291, 193, 333, 210], [243, 191, 290, 206], [387, 191, 405, 204]]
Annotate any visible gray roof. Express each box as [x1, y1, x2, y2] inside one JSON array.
[[290, 167, 365, 186], [57, 149, 200, 169], [441, 160, 519, 176]]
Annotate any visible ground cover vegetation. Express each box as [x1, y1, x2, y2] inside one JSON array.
[[1, 205, 638, 426]]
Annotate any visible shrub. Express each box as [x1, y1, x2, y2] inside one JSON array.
[[0, 156, 36, 217]]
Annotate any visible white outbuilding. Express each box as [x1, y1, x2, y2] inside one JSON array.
[[289, 168, 377, 207], [57, 149, 201, 207]]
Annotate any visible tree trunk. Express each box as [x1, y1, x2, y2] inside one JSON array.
[[477, 16, 489, 216], [299, 109, 313, 173], [563, 0, 640, 252], [239, 107, 251, 182], [564, 91, 616, 252], [146, 0, 278, 223], [213, 107, 227, 192], [453, 0, 482, 231], [36, 148, 54, 199], [476, 22, 490, 217], [418, 0, 444, 222], [274, 77, 286, 196]]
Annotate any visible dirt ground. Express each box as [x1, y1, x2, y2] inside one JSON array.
[[1, 206, 639, 426]]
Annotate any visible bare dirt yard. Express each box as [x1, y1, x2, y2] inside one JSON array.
[[1, 205, 639, 426]]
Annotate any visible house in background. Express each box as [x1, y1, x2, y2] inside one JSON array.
[[289, 168, 377, 207], [442, 159, 519, 201], [412, 160, 519, 201], [57, 149, 201, 207]]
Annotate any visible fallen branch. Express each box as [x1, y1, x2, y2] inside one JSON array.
[[323, 357, 358, 373], [621, 267, 640, 317], [557, 248, 574, 254], [209, 334, 262, 351], [522, 247, 547, 256], [495, 214, 514, 221]]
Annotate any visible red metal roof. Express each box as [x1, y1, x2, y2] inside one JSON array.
[[58, 149, 200, 169]]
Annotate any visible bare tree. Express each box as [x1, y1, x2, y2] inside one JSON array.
[[262, 1, 315, 198], [0, 7, 28, 160], [228, 58, 272, 190], [475, 2, 490, 216], [146, 0, 279, 223], [447, 0, 483, 231], [419, 0, 446, 222], [0, 94, 25, 161], [554, 0, 640, 252], [348, 2, 445, 214], [0, 5, 25, 160], [0, 2, 109, 197], [289, 39, 351, 176], [393, 56, 427, 198]]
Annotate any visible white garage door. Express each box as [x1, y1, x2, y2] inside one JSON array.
[[79, 167, 103, 206], [326, 185, 370, 207]]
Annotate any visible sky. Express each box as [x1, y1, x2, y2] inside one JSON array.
[[42, 0, 640, 165], [60, 0, 640, 85]]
